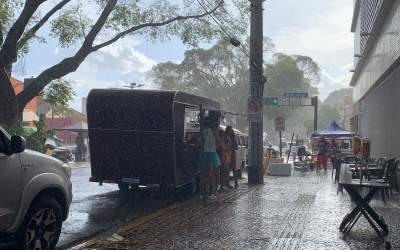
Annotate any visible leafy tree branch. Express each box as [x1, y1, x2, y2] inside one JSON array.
[[17, 0, 72, 51], [92, 1, 223, 51]]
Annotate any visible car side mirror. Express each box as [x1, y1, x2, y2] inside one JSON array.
[[10, 135, 26, 154]]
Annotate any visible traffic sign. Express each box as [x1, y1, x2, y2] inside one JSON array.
[[264, 96, 315, 106], [275, 116, 285, 131], [265, 96, 279, 105], [283, 92, 308, 97], [247, 98, 263, 121], [248, 98, 263, 113]]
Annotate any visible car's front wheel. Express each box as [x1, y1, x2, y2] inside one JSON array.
[[16, 197, 63, 250]]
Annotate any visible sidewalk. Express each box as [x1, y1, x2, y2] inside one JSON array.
[[68, 161, 90, 168], [73, 169, 400, 250]]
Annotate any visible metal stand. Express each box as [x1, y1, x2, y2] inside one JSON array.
[[339, 185, 389, 239]]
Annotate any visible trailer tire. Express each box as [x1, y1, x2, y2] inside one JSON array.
[[118, 182, 130, 191]]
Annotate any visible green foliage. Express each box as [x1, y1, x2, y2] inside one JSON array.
[[303, 104, 341, 132], [7, 115, 49, 153], [263, 53, 318, 122], [0, 0, 23, 30], [1, 0, 45, 56], [151, 38, 323, 133], [291, 55, 321, 87], [323, 88, 353, 107], [318, 104, 341, 128], [43, 78, 75, 114], [151, 39, 250, 129], [152, 39, 248, 103], [49, 0, 249, 48], [25, 115, 49, 153], [50, 3, 91, 48]]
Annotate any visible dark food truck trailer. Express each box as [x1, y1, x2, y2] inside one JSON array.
[[87, 89, 220, 193]]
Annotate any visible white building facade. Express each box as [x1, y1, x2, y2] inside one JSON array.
[[351, 0, 400, 157]]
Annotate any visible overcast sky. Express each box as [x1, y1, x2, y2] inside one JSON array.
[[13, 0, 354, 112]]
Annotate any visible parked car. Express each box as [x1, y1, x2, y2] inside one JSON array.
[[53, 147, 73, 163], [0, 126, 72, 249]]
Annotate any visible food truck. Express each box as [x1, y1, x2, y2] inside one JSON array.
[[87, 89, 221, 193]]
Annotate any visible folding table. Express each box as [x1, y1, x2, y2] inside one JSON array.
[[339, 179, 389, 239]]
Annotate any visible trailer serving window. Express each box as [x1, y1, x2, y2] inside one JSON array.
[[184, 108, 201, 144]]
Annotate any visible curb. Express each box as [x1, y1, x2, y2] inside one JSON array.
[[68, 201, 185, 249], [68, 181, 251, 249]]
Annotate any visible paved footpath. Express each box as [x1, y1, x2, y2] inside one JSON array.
[[71, 170, 400, 250]]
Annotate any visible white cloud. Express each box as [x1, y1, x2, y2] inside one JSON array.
[[67, 37, 158, 111], [85, 38, 156, 75], [318, 68, 352, 98], [53, 47, 59, 55], [265, 0, 354, 99]]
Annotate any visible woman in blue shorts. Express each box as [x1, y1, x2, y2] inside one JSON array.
[[202, 122, 221, 198]]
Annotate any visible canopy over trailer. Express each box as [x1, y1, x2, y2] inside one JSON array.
[[87, 89, 220, 190]]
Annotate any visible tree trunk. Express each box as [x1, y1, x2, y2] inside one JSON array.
[[0, 68, 21, 128], [16, 0, 118, 110]]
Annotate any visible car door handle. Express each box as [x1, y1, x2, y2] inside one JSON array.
[[22, 164, 34, 169]]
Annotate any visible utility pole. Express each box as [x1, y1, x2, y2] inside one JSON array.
[[247, 0, 264, 185], [279, 130, 282, 158], [313, 96, 318, 131]]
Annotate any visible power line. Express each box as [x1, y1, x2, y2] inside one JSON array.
[[196, 0, 250, 58], [195, 0, 266, 79], [203, 0, 268, 75], [200, 0, 251, 58], [204, 0, 243, 37], [203, 0, 249, 46]]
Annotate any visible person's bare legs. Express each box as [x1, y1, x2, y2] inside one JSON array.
[[233, 169, 239, 188], [316, 157, 321, 172], [208, 165, 215, 195], [215, 166, 220, 192], [223, 164, 230, 188]]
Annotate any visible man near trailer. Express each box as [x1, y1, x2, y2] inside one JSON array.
[[317, 136, 328, 172]]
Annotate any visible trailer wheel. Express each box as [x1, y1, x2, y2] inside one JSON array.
[[118, 182, 130, 191]]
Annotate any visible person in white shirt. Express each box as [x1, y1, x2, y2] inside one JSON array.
[[201, 120, 221, 198]]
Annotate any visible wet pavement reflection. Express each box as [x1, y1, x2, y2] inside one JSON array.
[[84, 168, 400, 250], [57, 164, 173, 249]]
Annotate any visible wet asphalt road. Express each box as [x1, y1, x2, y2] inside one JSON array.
[[57, 163, 173, 249]]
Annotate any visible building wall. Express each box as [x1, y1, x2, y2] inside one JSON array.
[[11, 77, 38, 112], [351, 1, 400, 158], [359, 64, 400, 158], [82, 97, 87, 115], [338, 96, 353, 131], [352, 0, 400, 102]]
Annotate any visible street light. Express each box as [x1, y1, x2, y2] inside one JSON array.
[[124, 82, 144, 89]]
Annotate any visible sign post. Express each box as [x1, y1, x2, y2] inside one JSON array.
[[275, 116, 285, 157], [265, 94, 319, 133]]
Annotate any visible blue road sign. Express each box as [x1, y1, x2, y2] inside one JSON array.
[[283, 92, 308, 98]]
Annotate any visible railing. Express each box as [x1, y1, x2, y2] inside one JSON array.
[[360, 0, 383, 54]]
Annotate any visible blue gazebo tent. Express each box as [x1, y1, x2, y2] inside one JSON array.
[[312, 121, 355, 138]]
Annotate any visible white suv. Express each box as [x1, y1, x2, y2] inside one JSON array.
[[0, 126, 72, 249]]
